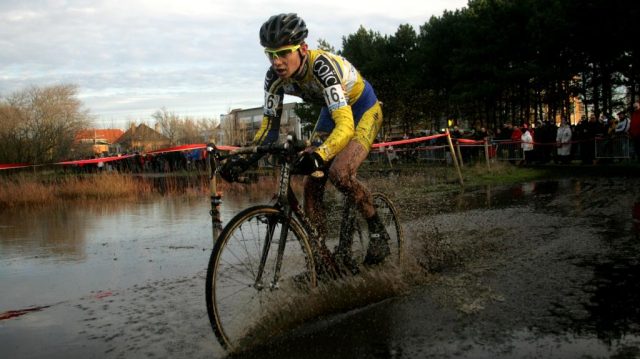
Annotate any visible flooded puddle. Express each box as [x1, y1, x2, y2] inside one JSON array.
[[1, 177, 640, 358]]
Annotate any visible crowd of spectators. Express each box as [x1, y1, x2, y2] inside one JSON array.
[[451, 103, 639, 165], [380, 102, 640, 167]]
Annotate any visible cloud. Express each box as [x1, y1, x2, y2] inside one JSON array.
[[0, 0, 467, 128]]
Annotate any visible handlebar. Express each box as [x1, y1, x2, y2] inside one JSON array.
[[209, 136, 325, 181], [230, 137, 308, 157]]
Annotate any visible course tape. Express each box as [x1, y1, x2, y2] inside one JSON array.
[[371, 133, 447, 148], [1, 134, 622, 170], [0, 144, 238, 170]]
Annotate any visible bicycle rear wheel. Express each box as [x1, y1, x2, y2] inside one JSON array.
[[347, 192, 404, 266], [205, 205, 317, 351]]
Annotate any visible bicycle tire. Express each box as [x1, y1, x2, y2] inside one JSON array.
[[348, 192, 405, 266], [205, 205, 317, 351]]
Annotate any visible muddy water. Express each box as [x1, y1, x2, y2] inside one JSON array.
[[0, 192, 267, 358], [1, 177, 640, 358]]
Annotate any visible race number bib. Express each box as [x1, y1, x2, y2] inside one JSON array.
[[264, 92, 281, 116], [323, 84, 347, 112]]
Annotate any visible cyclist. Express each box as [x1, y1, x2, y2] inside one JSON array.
[[221, 13, 389, 268]]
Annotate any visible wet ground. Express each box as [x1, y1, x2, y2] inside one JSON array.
[[2, 176, 640, 358], [233, 178, 640, 358]]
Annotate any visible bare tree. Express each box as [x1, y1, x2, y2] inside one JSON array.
[[152, 107, 180, 145], [151, 108, 220, 145], [179, 117, 201, 144], [0, 84, 91, 164], [197, 117, 220, 143]]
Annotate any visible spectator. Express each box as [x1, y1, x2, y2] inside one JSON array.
[[521, 128, 534, 165], [580, 113, 604, 165], [509, 124, 522, 163], [616, 110, 631, 134], [538, 120, 556, 164], [599, 113, 609, 126], [500, 122, 513, 141], [556, 120, 572, 164], [511, 124, 522, 143], [615, 110, 631, 158], [630, 101, 640, 161]]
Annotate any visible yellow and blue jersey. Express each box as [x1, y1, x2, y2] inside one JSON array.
[[253, 49, 380, 161]]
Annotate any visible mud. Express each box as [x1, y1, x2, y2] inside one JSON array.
[[2, 176, 640, 358], [227, 177, 640, 358]]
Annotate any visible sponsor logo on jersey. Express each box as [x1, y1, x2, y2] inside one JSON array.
[[313, 55, 340, 87]]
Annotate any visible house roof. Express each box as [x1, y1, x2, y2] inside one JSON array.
[[75, 129, 125, 143], [115, 124, 169, 144]]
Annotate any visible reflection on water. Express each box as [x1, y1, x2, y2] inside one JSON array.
[[0, 190, 272, 311], [447, 179, 568, 212], [1, 205, 92, 262]]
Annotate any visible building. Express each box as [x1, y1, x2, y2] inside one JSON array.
[[74, 129, 125, 155], [219, 103, 302, 146], [115, 124, 171, 153]]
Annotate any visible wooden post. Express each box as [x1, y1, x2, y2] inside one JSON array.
[[385, 146, 394, 170], [455, 140, 464, 168], [446, 129, 464, 187], [484, 138, 491, 170]]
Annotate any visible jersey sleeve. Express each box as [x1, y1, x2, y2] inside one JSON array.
[[253, 70, 285, 145], [312, 54, 355, 161]]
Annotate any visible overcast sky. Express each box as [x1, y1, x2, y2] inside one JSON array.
[[1, 0, 468, 129]]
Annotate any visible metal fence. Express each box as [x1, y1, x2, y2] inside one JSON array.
[[414, 146, 447, 162], [595, 135, 630, 159], [365, 135, 633, 167], [493, 140, 524, 162]]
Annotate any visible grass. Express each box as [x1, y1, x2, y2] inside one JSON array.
[[2, 159, 638, 209], [0, 172, 155, 208]]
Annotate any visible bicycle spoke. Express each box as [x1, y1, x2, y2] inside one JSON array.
[[207, 207, 315, 350]]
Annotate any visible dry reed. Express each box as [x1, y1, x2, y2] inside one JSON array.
[[0, 173, 155, 208]]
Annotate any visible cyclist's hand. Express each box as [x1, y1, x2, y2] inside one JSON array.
[[220, 156, 250, 183], [292, 152, 324, 176]]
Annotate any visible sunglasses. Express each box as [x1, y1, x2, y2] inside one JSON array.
[[264, 44, 301, 59]]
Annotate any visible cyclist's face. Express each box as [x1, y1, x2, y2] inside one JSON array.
[[268, 43, 307, 79]]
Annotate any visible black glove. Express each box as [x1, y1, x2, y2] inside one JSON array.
[[292, 152, 324, 175], [219, 156, 250, 183]]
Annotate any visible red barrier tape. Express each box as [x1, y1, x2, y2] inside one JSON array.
[[372, 133, 447, 148], [145, 144, 204, 154], [56, 154, 137, 166], [0, 163, 31, 170], [146, 143, 240, 154], [456, 138, 485, 145], [0, 133, 465, 169], [492, 137, 619, 146], [0, 305, 51, 321], [0, 145, 242, 169]]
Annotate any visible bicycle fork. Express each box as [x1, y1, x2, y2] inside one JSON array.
[[254, 209, 292, 291]]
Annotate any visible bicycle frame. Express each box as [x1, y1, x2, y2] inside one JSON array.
[[206, 143, 224, 246], [232, 138, 329, 289]]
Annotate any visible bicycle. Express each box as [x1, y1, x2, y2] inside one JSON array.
[[205, 136, 404, 351]]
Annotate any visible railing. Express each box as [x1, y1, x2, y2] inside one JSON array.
[[595, 135, 630, 160], [492, 140, 524, 162]]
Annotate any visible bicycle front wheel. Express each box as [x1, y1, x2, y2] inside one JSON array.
[[205, 205, 317, 351]]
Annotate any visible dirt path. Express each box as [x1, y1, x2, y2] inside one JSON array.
[[224, 177, 640, 358]]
